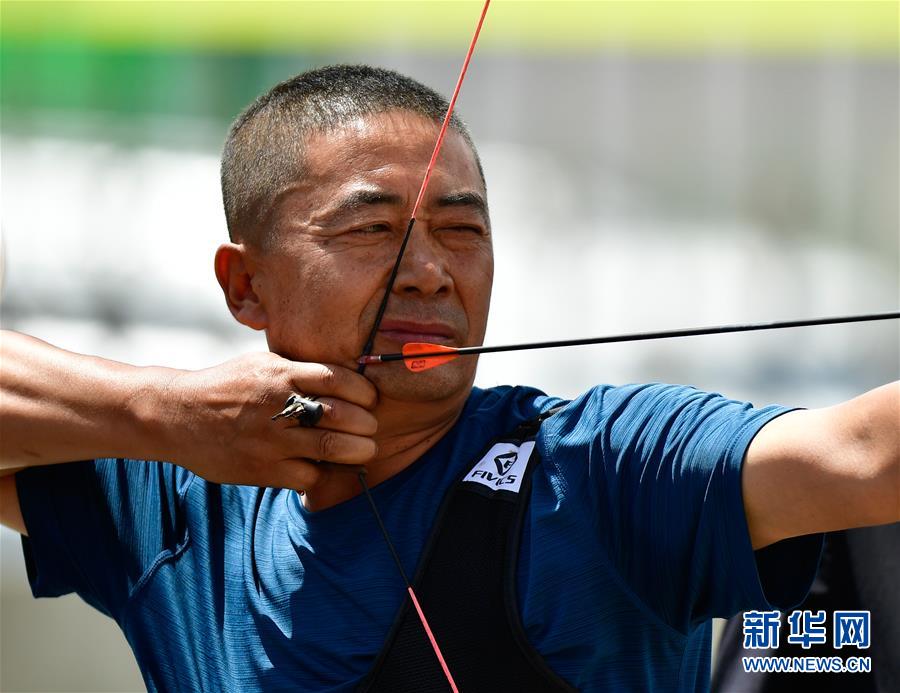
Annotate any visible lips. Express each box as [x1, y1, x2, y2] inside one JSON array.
[[377, 319, 457, 345]]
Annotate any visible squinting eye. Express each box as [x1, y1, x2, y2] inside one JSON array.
[[443, 225, 484, 235], [354, 223, 392, 235]]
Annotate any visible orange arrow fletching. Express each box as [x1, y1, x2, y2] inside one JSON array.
[[401, 343, 460, 372]]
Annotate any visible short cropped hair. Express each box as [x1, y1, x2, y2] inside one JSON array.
[[221, 64, 484, 246]]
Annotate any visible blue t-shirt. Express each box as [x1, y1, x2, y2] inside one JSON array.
[[17, 384, 823, 691]]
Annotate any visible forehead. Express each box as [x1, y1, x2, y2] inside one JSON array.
[[293, 110, 484, 206]]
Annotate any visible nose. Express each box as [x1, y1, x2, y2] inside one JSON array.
[[391, 225, 453, 298]]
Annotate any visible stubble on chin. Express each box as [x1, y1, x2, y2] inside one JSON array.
[[365, 360, 476, 404]]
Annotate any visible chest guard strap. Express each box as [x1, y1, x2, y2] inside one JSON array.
[[360, 407, 575, 692]]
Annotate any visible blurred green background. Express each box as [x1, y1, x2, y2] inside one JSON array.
[[3, 1, 896, 146]]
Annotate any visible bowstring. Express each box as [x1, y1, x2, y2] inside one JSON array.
[[353, 2, 491, 690]]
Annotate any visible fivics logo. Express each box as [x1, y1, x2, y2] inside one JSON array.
[[493, 451, 518, 476], [463, 441, 535, 494]]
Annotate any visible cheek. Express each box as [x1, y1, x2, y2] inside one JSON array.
[[271, 260, 331, 318], [266, 249, 388, 350], [458, 249, 494, 327], [271, 248, 347, 306]]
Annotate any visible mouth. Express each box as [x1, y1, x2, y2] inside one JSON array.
[[377, 320, 457, 346]]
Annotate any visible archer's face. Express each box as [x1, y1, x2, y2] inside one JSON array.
[[252, 110, 493, 401]]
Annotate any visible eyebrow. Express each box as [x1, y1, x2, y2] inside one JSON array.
[[434, 191, 489, 223], [327, 189, 404, 216], [327, 188, 488, 223]]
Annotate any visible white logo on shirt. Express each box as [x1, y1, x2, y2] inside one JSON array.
[[463, 441, 535, 493]]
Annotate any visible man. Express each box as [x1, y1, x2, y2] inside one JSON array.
[[1, 65, 897, 692]]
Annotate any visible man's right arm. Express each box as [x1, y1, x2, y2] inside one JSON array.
[[0, 330, 379, 533]]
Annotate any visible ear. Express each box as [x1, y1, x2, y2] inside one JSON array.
[[214, 243, 268, 331]]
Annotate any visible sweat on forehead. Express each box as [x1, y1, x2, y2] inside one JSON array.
[[220, 64, 485, 247]]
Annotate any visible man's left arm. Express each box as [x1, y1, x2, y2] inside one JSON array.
[[743, 382, 899, 550]]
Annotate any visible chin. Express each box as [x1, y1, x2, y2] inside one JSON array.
[[368, 362, 475, 403]]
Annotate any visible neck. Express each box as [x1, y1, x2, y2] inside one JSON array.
[[300, 387, 471, 511]]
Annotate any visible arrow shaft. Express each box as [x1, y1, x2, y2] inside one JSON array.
[[368, 311, 900, 363]]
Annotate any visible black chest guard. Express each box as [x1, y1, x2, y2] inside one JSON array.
[[359, 408, 576, 693]]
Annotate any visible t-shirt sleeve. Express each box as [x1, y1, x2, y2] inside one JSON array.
[[540, 383, 824, 634], [15, 458, 194, 621]]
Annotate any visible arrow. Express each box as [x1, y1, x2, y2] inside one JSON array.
[[359, 311, 900, 372]]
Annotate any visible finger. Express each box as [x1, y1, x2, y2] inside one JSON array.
[[257, 459, 324, 492], [283, 428, 378, 465], [290, 363, 378, 410], [311, 460, 368, 476], [304, 397, 378, 436], [263, 459, 368, 495]]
